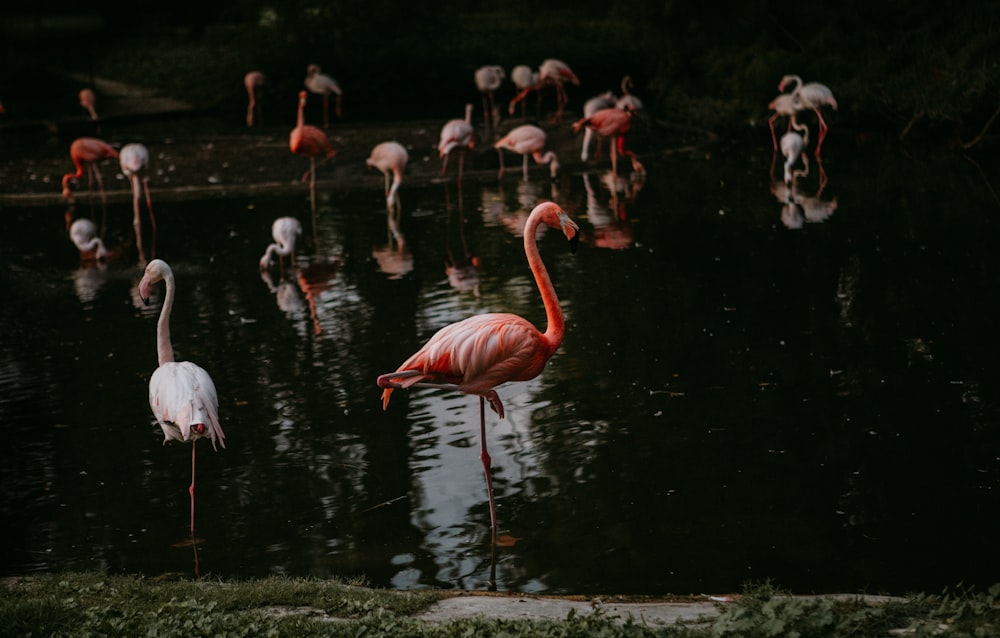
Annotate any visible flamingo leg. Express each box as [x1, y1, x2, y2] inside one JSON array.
[[479, 396, 498, 549], [142, 177, 157, 260], [814, 109, 829, 157], [522, 154, 529, 181], [131, 178, 147, 263], [495, 148, 505, 180], [189, 440, 197, 536], [458, 151, 465, 183], [767, 114, 780, 150], [610, 138, 619, 175]]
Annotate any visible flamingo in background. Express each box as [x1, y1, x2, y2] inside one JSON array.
[[439, 103, 475, 180], [573, 108, 645, 175], [616, 75, 643, 113], [68, 217, 107, 262], [508, 59, 579, 122], [366, 141, 409, 213], [778, 74, 837, 156], [138, 259, 225, 537], [780, 119, 810, 185], [510, 64, 538, 118], [290, 90, 336, 197], [119, 143, 157, 263], [79, 88, 97, 120], [244, 71, 265, 127], [474, 65, 505, 137], [304, 64, 342, 128], [61, 137, 118, 206], [580, 90, 617, 161], [259, 216, 302, 272], [494, 124, 560, 180], [767, 92, 798, 151], [377, 201, 579, 554]]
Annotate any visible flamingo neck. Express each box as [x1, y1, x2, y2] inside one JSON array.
[[296, 97, 305, 129], [157, 272, 176, 365], [524, 215, 563, 351]]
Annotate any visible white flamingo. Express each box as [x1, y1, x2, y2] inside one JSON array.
[[119, 143, 157, 263], [304, 64, 343, 128], [259, 216, 303, 271]]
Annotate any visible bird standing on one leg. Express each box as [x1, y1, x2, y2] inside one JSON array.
[[377, 202, 580, 555]]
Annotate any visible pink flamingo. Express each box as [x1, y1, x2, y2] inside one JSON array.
[[494, 124, 560, 180], [474, 65, 505, 136], [438, 103, 475, 180], [508, 58, 579, 122], [119, 143, 157, 263], [290, 90, 336, 190], [259, 216, 302, 272], [61, 137, 118, 203], [767, 93, 798, 151], [377, 201, 579, 549], [244, 71, 265, 127], [304, 64, 343, 128], [509, 65, 538, 118], [79, 88, 97, 120], [138, 259, 225, 536], [777, 74, 838, 156], [573, 108, 645, 175], [580, 91, 617, 161], [367, 141, 409, 213]]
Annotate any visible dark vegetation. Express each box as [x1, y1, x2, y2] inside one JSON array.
[[2, 1, 999, 150]]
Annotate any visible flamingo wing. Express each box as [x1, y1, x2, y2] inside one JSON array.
[[149, 361, 224, 450]]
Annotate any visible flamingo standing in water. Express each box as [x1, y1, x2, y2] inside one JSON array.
[[366, 141, 409, 213], [259, 216, 302, 272], [494, 125, 560, 180], [119, 143, 157, 263], [61, 137, 118, 205], [244, 71, 265, 127], [778, 74, 837, 156], [439, 103, 475, 181], [304, 64, 343, 128], [474, 65, 505, 137], [573, 108, 645, 175], [508, 59, 579, 122], [68, 217, 107, 262], [580, 90, 617, 161], [377, 201, 579, 553], [138, 259, 225, 537], [290, 90, 336, 191]]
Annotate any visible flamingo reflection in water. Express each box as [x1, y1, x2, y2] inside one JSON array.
[[770, 149, 837, 230], [444, 181, 481, 297], [581, 171, 644, 250], [297, 258, 342, 335], [372, 204, 413, 280], [377, 202, 579, 589]]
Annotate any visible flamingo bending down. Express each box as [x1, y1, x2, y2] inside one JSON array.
[[573, 108, 645, 175], [259, 216, 303, 271], [244, 71, 265, 127], [79, 88, 97, 120], [304, 64, 343, 128], [780, 119, 810, 185], [61, 137, 118, 201], [439, 104, 475, 180], [474, 65, 505, 136], [377, 202, 579, 549], [68, 217, 107, 261], [494, 125, 560, 180], [778, 74, 837, 156], [580, 91, 617, 161], [367, 141, 409, 213], [138, 259, 225, 536], [508, 59, 579, 122], [290, 90, 336, 189], [119, 143, 157, 263]]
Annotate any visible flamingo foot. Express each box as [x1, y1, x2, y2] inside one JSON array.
[[485, 390, 504, 418]]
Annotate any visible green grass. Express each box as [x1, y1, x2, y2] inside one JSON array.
[[2, 573, 999, 637]]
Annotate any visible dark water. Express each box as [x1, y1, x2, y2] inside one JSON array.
[[2, 137, 999, 595]]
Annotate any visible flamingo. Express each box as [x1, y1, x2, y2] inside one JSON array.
[[61, 137, 118, 202], [494, 124, 560, 180], [616, 75, 643, 113], [438, 103, 475, 180], [79, 88, 97, 120], [244, 71, 265, 127], [259, 216, 303, 272], [366, 141, 409, 213], [780, 119, 810, 185], [68, 217, 107, 262], [778, 74, 837, 156], [510, 64, 538, 118], [290, 90, 336, 194], [573, 108, 645, 175], [138, 259, 225, 536], [119, 143, 157, 263], [474, 65, 505, 137], [508, 59, 579, 122], [304, 64, 343, 128], [377, 201, 579, 550], [580, 91, 617, 161]]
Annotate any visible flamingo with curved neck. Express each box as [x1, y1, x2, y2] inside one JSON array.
[[376, 201, 579, 558]]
